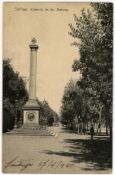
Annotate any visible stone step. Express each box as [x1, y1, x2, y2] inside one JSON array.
[[6, 128, 52, 136]]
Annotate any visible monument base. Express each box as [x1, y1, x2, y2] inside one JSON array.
[[7, 127, 51, 136], [22, 99, 40, 128]]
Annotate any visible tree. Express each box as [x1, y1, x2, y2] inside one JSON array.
[[69, 3, 113, 140], [3, 59, 28, 103], [41, 100, 59, 126], [3, 59, 28, 132], [61, 79, 84, 129]]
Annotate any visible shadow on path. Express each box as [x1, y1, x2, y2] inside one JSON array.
[[64, 137, 112, 170], [43, 129, 112, 172]]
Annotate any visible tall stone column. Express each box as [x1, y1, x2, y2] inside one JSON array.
[[23, 38, 40, 128], [29, 38, 38, 100]]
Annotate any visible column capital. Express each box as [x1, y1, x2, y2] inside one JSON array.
[[29, 37, 39, 50]]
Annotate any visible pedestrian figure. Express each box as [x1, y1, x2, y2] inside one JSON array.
[[97, 123, 100, 134], [90, 124, 94, 140], [83, 127, 86, 135]]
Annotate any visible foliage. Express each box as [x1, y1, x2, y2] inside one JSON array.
[[41, 100, 59, 126], [3, 59, 28, 103], [61, 79, 83, 125], [3, 59, 28, 132], [69, 2, 112, 122]]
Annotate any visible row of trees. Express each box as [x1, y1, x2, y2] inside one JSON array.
[[61, 3, 112, 141], [38, 99, 59, 126], [3, 59, 28, 132], [3, 59, 59, 132]]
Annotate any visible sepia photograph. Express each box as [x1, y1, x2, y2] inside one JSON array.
[[2, 1, 113, 174]]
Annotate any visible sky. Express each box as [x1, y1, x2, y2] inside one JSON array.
[[3, 2, 90, 114]]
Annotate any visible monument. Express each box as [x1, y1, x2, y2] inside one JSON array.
[[22, 38, 40, 128], [9, 38, 51, 135]]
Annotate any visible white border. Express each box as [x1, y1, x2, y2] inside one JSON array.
[[0, 1, 114, 175]]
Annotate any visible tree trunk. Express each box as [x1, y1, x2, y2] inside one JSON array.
[[109, 125, 112, 143], [99, 104, 102, 134], [106, 107, 112, 142], [105, 122, 108, 136]]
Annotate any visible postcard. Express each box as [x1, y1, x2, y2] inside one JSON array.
[[2, 2, 112, 174]]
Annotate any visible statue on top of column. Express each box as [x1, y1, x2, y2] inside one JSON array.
[[31, 37, 37, 45]]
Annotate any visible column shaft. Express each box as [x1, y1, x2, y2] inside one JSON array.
[[29, 48, 37, 99]]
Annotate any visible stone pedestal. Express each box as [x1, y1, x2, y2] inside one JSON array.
[[23, 38, 40, 128], [23, 99, 40, 128]]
